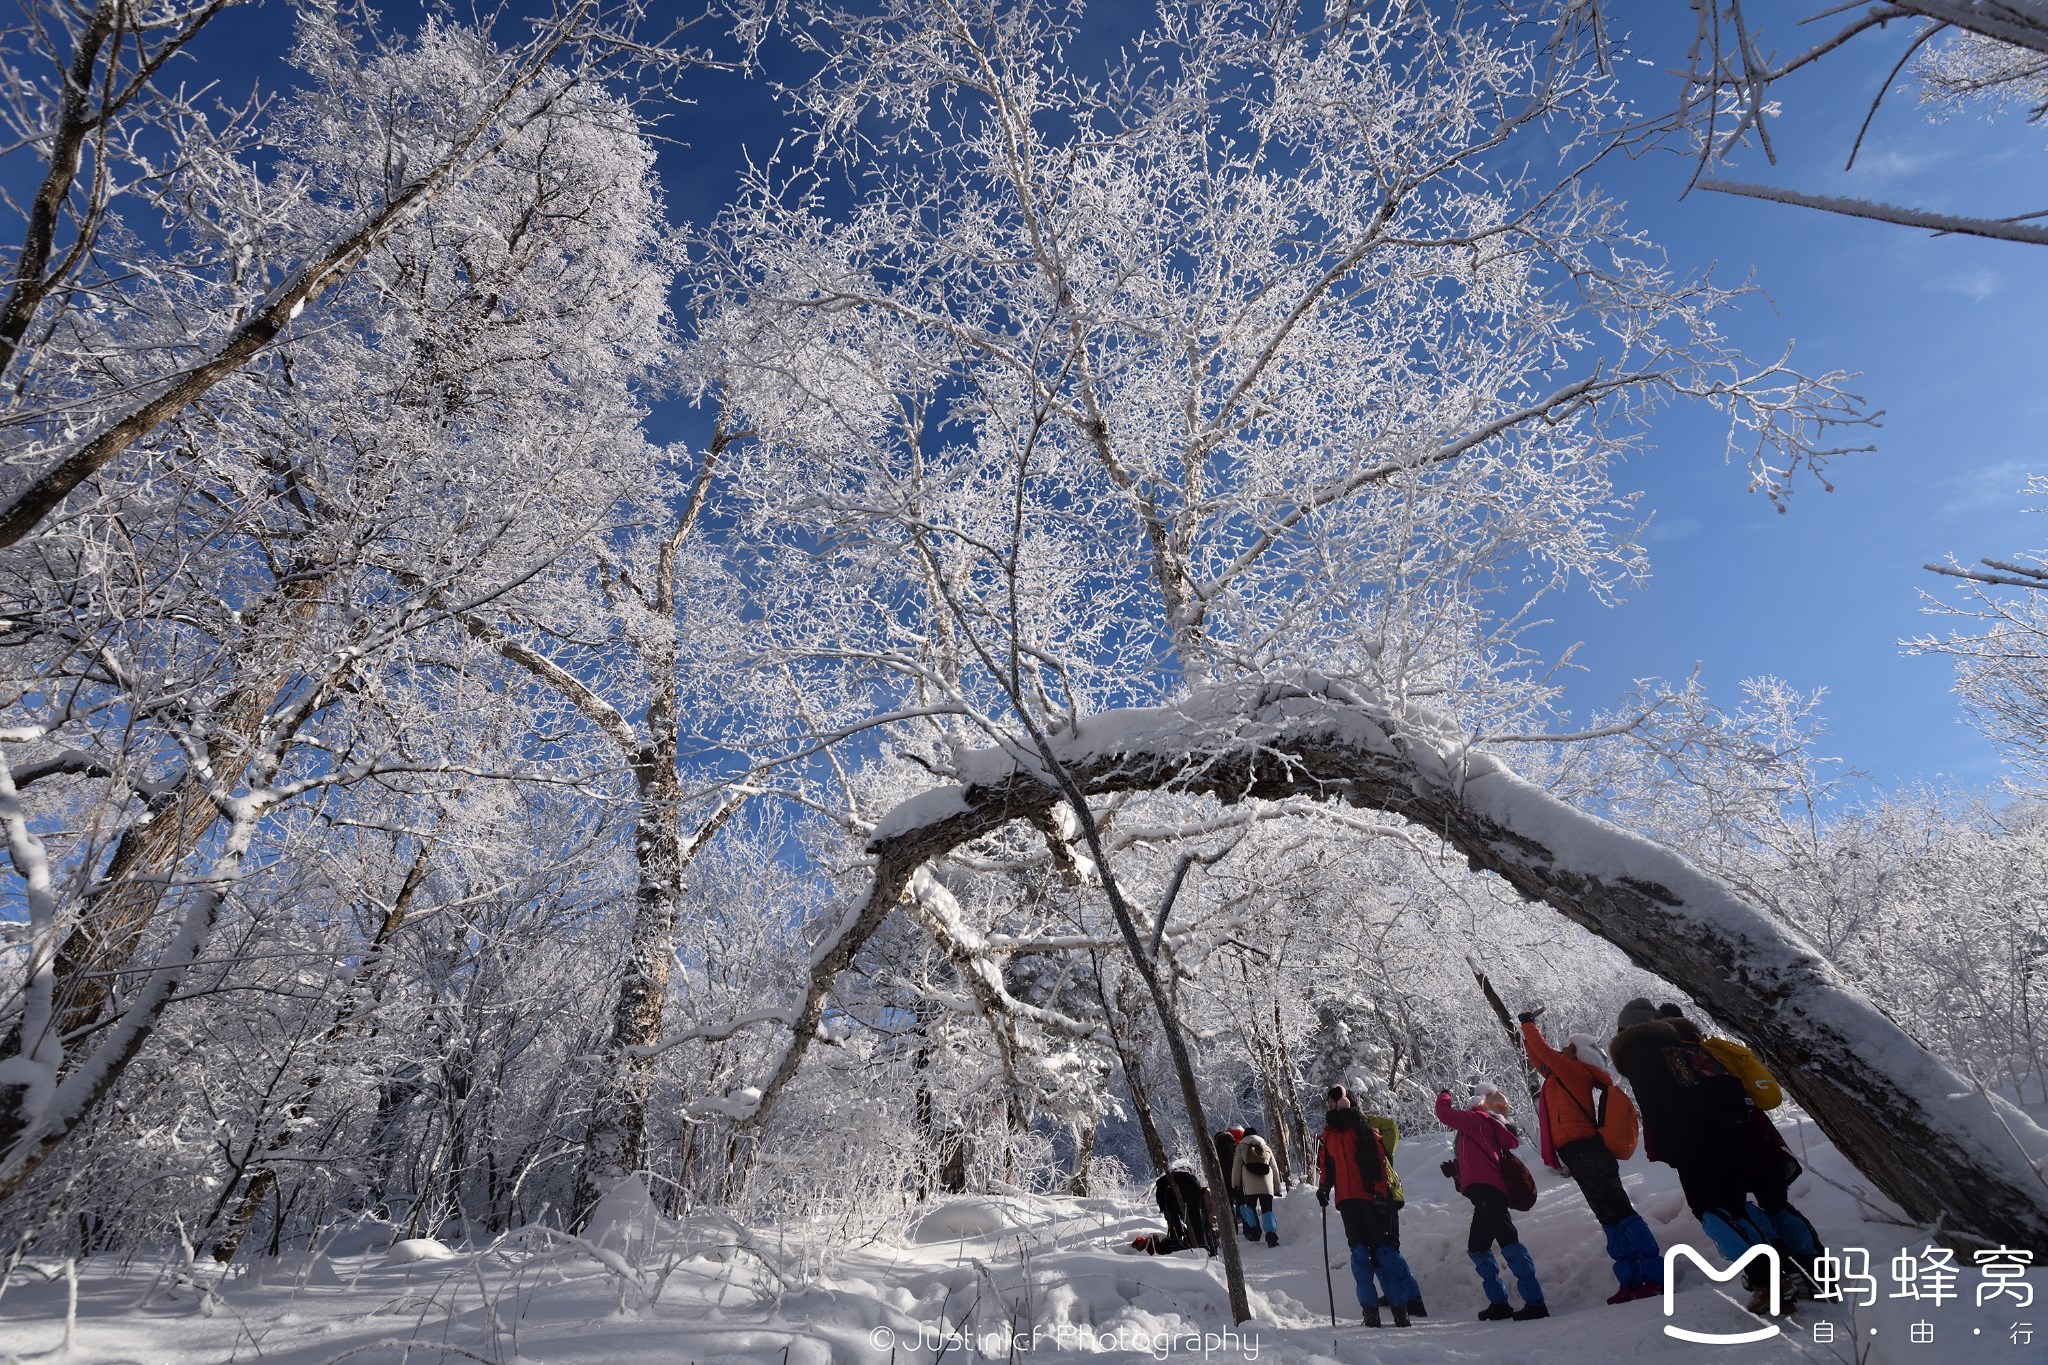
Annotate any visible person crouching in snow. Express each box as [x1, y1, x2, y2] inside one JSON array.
[[1436, 1085, 1548, 1321], [1519, 1011, 1662, 1303], [1151, 1166, 1216, 1257], [1317, 1085, 1422, 1328], [1232, 1126, 1281, 1246]]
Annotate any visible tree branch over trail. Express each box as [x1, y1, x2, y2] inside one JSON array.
[[735, 674, 2048, 1253]]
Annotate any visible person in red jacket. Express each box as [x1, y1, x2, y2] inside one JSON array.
[[1317, 1085, 1421, 1329], [1520, 1013, 1662, 1303], [1437, 1086, 1547, 1321]]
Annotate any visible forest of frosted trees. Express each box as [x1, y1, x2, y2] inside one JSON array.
[[1, 0, 2046, 1331]]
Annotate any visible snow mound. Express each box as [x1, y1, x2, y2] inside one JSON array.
[[583, 1172, 673, 1250], [910, 1197, 1013, 1242], [383, 1238, 456, 1265]]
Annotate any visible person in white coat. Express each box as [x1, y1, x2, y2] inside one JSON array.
[[1231, 1126, 1282, 1246]]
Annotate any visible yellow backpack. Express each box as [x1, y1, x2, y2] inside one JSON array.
[[1702, 1036, 1783, 1111]]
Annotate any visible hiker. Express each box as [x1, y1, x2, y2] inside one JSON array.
[[1214, 1125, 1249, 1239], [1150, 1167, 1217, 1257], [1362, 1108, 1427, 1318], [1436, 1085, 1548, 1321], [1316, 1084, 1422, 1329], [1232, 1125, 1282, 1246], [1618, 1000, 1821, 1311], [1519, 1010, 1662, 1303]]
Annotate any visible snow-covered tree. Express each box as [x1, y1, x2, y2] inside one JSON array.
[[0, 4, 689, 1224], [694, 0, 2048, 1259]]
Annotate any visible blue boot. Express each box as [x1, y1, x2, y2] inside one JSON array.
[[1376, 1244, 1421, 1308], [1503, 1242, 1546, 1309], [1766, 1205, 1819, 1257], [1620, 1213, 1663, 1290], [1700, 1208, 1764, 1262], [1602, 1221, 1632, 1292], [1741, 1202, 1780, 1248], [1470, 1250, 1513, 1319], [1350, 1242, 1378, 1308]]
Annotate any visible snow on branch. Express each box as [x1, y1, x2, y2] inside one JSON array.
[[721, 671, 2048, 1250], [1698, 177, 2048, 246]]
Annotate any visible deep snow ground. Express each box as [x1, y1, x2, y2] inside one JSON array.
[[2, 1118, 2039, 1364]]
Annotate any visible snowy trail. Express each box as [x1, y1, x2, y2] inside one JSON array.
[[2, 1122, 2038, 1363]]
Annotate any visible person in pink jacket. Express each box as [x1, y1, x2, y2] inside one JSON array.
[[1437, 1086, 1548, 1322]]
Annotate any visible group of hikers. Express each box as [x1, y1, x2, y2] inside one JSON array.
[[1141, 998, 1819, 1329]]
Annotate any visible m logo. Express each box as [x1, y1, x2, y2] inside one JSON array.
[[1662, 1243, 1782, 1345]]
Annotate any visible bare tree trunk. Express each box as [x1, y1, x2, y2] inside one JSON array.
[[573, 763, 742, 1225], [210, 839, 436, 1263], [1273, 1004, 1311, 1173], [1093, 958, 1168, 1173], [1068, 1120, 1095, 1196]]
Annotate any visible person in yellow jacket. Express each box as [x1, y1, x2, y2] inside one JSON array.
[[1659, 1003, 1782, 1109]]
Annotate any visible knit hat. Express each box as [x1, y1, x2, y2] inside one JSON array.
[[1567, 1033, 1609, 1069], [1228, 1124, 1246, 1138], [1617, 997, 1658, 1032]]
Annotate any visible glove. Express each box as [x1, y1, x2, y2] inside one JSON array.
[[1316, 1187, 1330, 1207], [1517, 1011, 1537, 1023]]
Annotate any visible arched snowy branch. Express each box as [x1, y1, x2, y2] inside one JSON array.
[[735, 674, 2048, 1252]]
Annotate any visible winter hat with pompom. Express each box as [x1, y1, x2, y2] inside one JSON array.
[[1567, 1034, 1609, 1070], [1616, 997, 1658, 1032]]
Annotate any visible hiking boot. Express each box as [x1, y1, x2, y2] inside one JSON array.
[[1405, 1298, 1427, 1318], [1512, 1302, 1550, 1321], [1264, 1231, 1278, 1247], [1627, 1282, 1663, 1302], [1390, 1306, 1412, 1328], [1606, 1285, 1641, 1305], [1362, 1306, 1382, 1328], [1745, 1283, 1783, 1316], [1241, 1224, 1258, 1241], [1477, 1303, 1515, 1321]]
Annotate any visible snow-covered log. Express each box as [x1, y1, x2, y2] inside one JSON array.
[[741, 674, 2048, 1252]]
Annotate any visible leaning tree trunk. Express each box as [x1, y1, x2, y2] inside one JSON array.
[[736, 677, 2048, 1253]]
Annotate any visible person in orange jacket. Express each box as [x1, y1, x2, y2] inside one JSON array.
[[1520, 1011, 1662, 1303]]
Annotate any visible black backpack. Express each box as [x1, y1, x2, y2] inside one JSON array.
[[1661, 1037, 1753, 1128]]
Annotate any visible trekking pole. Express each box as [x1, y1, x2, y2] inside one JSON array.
[[1320, 1197, 1336, 1330]]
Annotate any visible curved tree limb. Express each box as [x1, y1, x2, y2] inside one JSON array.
[[736, 673, 2048, 1252]]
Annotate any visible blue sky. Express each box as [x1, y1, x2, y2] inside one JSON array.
[[657, 5, 2047, 793], [1537, 9, 2048, 792], [186, 3, 2047, 793]]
